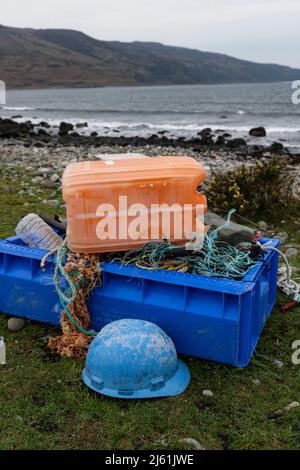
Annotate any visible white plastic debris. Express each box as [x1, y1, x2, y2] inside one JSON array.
[[202, 389, 214, 397], [252, 379, 261, 386], [180, 438, 206, 450], [273, 359, 284, 369]]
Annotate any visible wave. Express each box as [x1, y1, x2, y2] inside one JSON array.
[[2, 107, 299, 121], [3, 106, 36, 111], [4, 107, 226, 115], [28, 117, 300, 134], [87, 121, 300, 134]]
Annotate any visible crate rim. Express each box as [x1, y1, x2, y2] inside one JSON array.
[[0, 236, 280, 295]]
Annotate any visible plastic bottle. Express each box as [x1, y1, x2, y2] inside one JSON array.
[[15, 214, 63, 251]]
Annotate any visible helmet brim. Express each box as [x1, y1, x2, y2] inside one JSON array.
[[82, 359, 190, 399]]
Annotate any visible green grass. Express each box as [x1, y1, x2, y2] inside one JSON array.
[[0, 165, 300, 450]]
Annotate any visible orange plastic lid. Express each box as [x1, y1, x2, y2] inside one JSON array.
[[62, 156, 207, 187]]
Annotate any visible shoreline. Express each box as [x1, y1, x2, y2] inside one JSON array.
[[0, 117, 299, 202], [1, 116, 300, 161]]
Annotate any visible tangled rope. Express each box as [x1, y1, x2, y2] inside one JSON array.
[[48, 241, 101, 357], [258, 242, 300, 303], [113, 210, 258, 280]]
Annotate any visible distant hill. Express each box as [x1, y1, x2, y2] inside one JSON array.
[[0, 24, 300, 89]]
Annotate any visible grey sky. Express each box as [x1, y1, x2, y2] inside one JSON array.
[[2, 0, 300, 68]]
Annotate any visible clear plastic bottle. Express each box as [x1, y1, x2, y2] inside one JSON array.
[[15, 213, 63, 250]]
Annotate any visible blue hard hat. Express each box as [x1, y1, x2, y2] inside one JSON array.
[[82, 319, 190, 399]]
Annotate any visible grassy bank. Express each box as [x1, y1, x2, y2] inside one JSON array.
[[0, 164, 300, 450]]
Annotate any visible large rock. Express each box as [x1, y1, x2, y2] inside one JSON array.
[[39, 121, 51, 128], [226, 138, 247, 148], [269, 142, 284, 153], [249, 127, 267, 137], [75, 122, 88, 128], [37, 128, 49, 137], [197, 128, 213, 145], [0, 118, 21, 138], [19, 121, 33, 135], [59, 121, 74, 136], [215, 135, 225, 146]]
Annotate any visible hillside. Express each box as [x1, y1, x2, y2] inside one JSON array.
[[0, 24, 300, 88]]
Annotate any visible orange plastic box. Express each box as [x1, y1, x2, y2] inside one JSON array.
[[62, 156, 207, 253]]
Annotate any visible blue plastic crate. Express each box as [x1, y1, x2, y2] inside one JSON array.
[[0, 236, 280, 367]]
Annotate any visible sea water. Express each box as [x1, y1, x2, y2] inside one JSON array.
[[2, 81, 300, 150]]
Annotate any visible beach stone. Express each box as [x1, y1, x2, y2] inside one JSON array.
[[38, 167, 52, 176], [45, 199, 58, 206], [258, 221, 268, 231], [249, 127, 266, 137], [284, 402, 300, 412], [273, 359, 284, 369], [75, 122, 88, 128], [202, 389, 214, 397], [31, 176, 43, 184], [269, 142, 284, 153], [285, 248, 298, 257], [0, 185, 11, 192], [39, 121, 51, 128], [0, 119, 21, 138], [42, 179, 57, 189], [226, 138, 247, 148], [33, 141, 45, 148], [37, 128, 49, 137], [50, 173, 60, 182], [59, 122, 74, 136], [7, 317, 26, 332]]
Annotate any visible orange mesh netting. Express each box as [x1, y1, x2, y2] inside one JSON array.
[[48, 252, 101, 358]]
